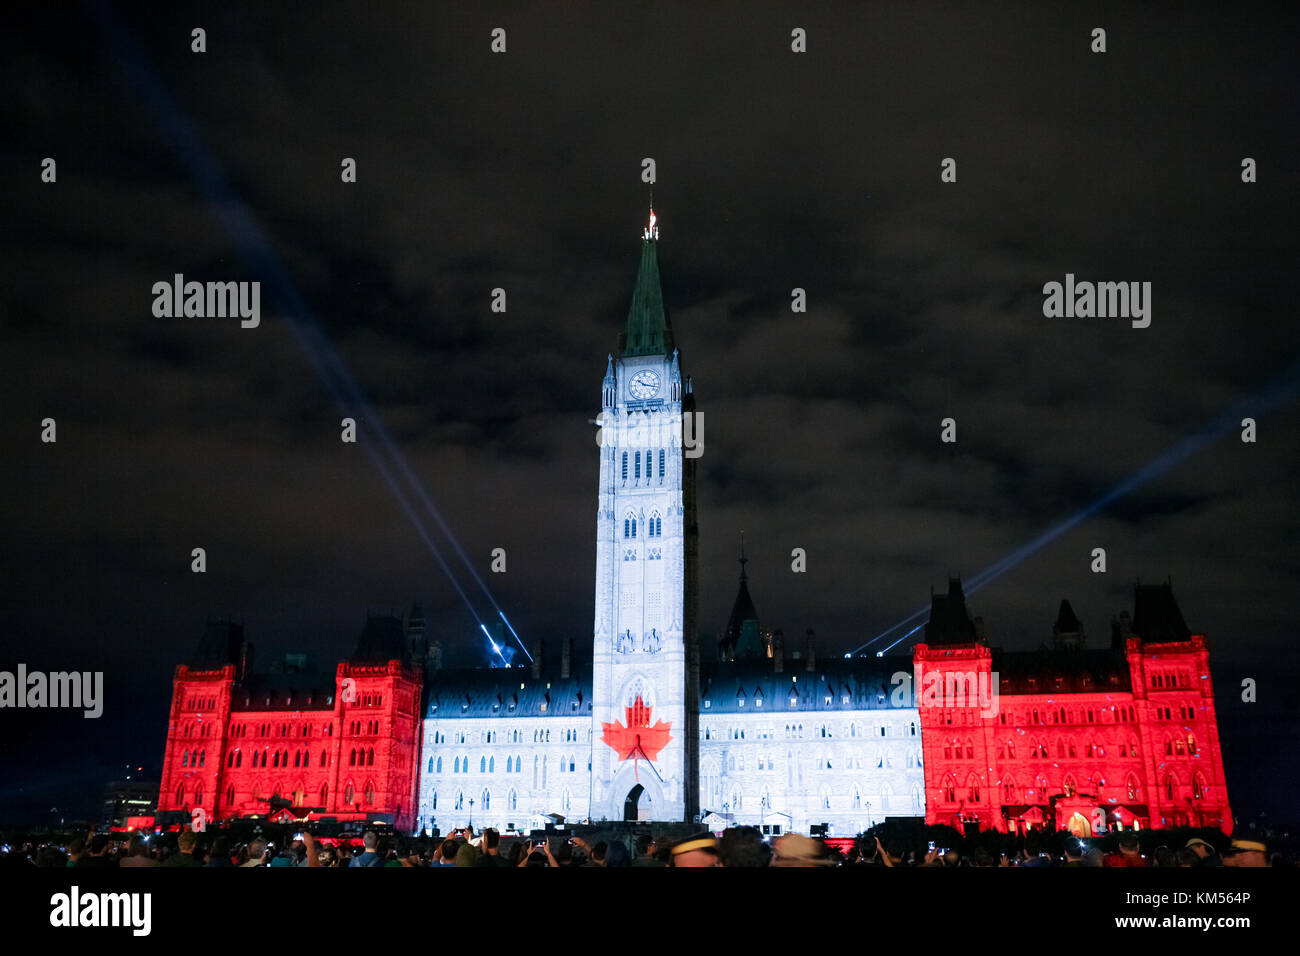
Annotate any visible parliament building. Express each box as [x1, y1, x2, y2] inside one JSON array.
[[156, 213, 1233, 838]]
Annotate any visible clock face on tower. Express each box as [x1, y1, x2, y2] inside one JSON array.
[[629, 368, 660, 399]]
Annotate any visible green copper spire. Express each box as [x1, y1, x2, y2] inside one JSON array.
[[618, 207, 675, 357]]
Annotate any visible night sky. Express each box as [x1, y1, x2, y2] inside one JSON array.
[[3, 2, 1297, 824]]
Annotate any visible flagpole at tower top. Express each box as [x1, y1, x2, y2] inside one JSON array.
[[643, 193, 659, 240]]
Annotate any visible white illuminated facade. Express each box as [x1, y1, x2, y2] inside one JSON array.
[[413, 214, 924, 834], [696, 663, 924, 836]]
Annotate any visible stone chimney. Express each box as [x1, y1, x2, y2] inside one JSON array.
[[238, 640, 254, 683], [772, 629, 784, 673], [532, 640, 543, 679], [561, 638, 571, 680], [1111, 610, 1133, 650], [805, 628, 816, 672]]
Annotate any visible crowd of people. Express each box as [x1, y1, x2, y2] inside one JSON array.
[[0, 824, 1285, 868]]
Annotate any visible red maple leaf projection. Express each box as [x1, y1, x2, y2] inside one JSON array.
[[601, 696, 672, 779]]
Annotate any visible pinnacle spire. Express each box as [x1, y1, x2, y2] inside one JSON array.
[[618, 204, 673, 358], [722, 531, 759, 660]]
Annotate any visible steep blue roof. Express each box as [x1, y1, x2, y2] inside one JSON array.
[[423, 665, 593, 720], [698, 657, 916, 715]]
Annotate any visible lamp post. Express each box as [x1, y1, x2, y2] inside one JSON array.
[[468, 799, 474, 830]]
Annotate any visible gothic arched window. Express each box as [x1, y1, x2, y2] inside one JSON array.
[[659, 449, 665, 478], [621, 452, 628, 481], [635, 451, 641, 480]]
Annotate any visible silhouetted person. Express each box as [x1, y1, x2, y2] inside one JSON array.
[[121, 835, 159, 867], [349, 830, 384, 867], [163, 829, 203, 866]]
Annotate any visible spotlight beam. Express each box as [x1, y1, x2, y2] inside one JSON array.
[[499, 611, 534, 663], [91, 2, 529, 660], [854, 355, 1300, 656]]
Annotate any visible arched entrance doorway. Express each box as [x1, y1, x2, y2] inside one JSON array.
[[624, 784, 645, 821], [1067, 811, 1093, 838]]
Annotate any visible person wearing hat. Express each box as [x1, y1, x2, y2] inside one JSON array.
[[669, 833, 720, 867], [771, 833, 836, 867], [1222, 838, 1268, 867], [1184, 837, 1222, 867]]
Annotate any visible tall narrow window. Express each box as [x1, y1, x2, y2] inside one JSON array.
[[621, 452, 628, 481], [635, 452, 641, 479], [659, 449, 665, 477]]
